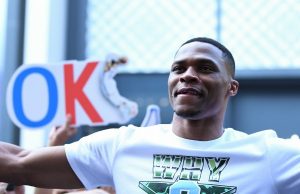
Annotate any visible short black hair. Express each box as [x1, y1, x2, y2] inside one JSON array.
[[179, 37, 236, 78]]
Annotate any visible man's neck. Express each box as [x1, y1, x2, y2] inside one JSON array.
[[171, 114, 224, 141]]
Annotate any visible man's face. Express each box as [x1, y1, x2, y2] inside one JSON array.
[[168, 42, 236, 119]]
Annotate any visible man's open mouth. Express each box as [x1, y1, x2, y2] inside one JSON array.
[[175, 87, 203, 97]]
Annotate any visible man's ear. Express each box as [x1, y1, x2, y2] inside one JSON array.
[[228, 79, 239, 96]]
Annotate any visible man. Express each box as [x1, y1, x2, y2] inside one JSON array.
[[1, 37, 300, 193]]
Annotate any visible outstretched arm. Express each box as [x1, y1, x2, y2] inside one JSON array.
[[34, 115, 80, 194], [0, 142, 83, 189]]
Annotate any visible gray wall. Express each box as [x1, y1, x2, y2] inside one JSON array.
[[114, 70, 300, 139], [227, 70, 300, 138]]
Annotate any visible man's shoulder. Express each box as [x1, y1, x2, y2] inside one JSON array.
[[224, 128, 278, 140]]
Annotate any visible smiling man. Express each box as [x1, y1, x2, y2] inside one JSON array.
[[1, 37, 300, 194], [169, 37, 238, 141]]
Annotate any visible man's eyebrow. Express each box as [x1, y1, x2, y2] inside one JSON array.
[[173, 58, 217, 65], [172, 59, 185, 66], [194, 58, 217, 65]]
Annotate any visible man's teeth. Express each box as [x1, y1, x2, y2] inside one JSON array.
[[177, 89, 200, 95]]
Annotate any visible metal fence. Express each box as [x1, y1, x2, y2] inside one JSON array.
[[86, 0, 300, 73]]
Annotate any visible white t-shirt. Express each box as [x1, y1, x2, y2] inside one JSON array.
[[65, 124, 300, 194]]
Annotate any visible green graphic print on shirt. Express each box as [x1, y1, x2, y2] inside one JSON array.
[[139, 155, 237, 194]]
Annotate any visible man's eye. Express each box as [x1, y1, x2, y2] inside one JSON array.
[[199, 66, 215, 73], [171, 66, 184, 73]]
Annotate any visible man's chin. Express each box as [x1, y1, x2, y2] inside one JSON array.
[[175, 109, 200, 119]]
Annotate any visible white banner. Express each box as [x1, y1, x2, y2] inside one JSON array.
[[6, 60, 138, 129]]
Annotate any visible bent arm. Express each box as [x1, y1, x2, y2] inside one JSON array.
[[0, 142, 83, 189]]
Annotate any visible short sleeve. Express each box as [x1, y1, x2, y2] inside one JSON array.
[[65, 128, 119, 189], [267, 137, 300, 193]]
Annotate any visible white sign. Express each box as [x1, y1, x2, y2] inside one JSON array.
[[6, 60, 138, 129]]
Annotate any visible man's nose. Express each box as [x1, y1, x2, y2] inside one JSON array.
[[179, 67, 198, 82]]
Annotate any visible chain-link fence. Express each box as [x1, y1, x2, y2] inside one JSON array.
[[86, 0, 300, 72]]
